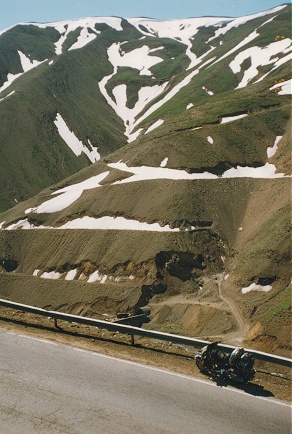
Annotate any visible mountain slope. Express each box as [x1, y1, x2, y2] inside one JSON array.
[[0, 5, 290, 210], [0, 4, 291, 351]]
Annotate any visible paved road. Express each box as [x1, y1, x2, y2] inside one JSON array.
[[0, 329, 290, 433]]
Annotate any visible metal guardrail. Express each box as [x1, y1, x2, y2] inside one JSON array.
[[0, 298, 291, 368]]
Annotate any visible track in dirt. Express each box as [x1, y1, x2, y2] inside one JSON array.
[[217, 273, 250, 344]]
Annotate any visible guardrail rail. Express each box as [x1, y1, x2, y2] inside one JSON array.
[[0, 298, 291, 368]]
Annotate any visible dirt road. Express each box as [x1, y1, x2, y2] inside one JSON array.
[[217, 273, 250, 344]]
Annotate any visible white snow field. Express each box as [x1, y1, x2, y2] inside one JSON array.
[[221, 162, 285, 178], [58, 216, 186, 231], [5, 219, 48, 230], [267, 136, 282, 158], [0, 4, 287, 98], [0, 17, 123, 93], [202, 86, 214, 96], [128, 16, 235, 70], [33, 268, 136, 283], [229, 38, 292, 88], [30, 17, 123, 55], [108, 162, 218, 184], [160, 157, 168, 167], [220, 114, 248, 123], [0, 90, 15, 102], [109, 162, 285, 183], [1, 157, 287, 231], [40, 271, 63, 279], [4, 216, 193, 232], [106, 43, 164, 76], [25, 171, 109, 214], [87, 270, 108, 283], [0, 51, 46, 94], [2, 158, 288, 230], [242, 283, 272, 294], [270, 79, 292, 95], [98, 43, 168, 141], [65, 269, 78, 281], [99, 8, 275, 141], [207, 5, 286, 41], [18, 50, 45, 72], [54, 113, 100, 163], [145, 119, 164, 134], [98, 39, 213, 142]]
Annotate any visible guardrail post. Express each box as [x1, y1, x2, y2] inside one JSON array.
[[131, 334, 135, 345], [54, 318, 58, 328]]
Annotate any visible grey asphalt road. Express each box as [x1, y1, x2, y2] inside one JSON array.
[[0, 328, 290, 434]]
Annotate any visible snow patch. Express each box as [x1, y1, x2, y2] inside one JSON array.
[[0, 90, 15, 102], [109, 161, 287, 183], [128, 16, 233, 69], [267, 136, 282, 158], [25, 171, 109, 214], [40, 271, 63, 280], [207, 136, 214, 144], [57, 216, 187, 231], [88, 270, 108, 283], [202, 86, 214, 96], [256, 49, 292, 83], [134, 69, 199, 128], [208, 5, 286, 41], [54, 113, 100, 163], [45, 17, 123, 55], [145, 119, 164, 134], [270, 79, 292, 95], [5, 219, 46, 230], [65, 269, 78, 280], [160, 157, 168, 167], [209, 30, 259, 69], [186, 103, 194, 109], [98, 51, 168, 141], [108, 162, 217, 183], [0, 51, 46, 94], [229, 38, 292, 88], [221, 114, 248, 123], [107, 42, 164, 76], [242, 283, 272, 294], [69, 26, 99, 51], [222, 162, 285, 178], [127, 128, 144, 143], [33, 269, 40, 276], [18, 50, 45, 72], [99, 37, 214, 140]]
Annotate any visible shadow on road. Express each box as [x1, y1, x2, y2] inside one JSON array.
[[0, 314, 194, 360], [213, 377, 274, 397]]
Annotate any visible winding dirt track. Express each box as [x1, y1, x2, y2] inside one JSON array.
[[149, 273, 250, 345], [217, 273, 250, 344]]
